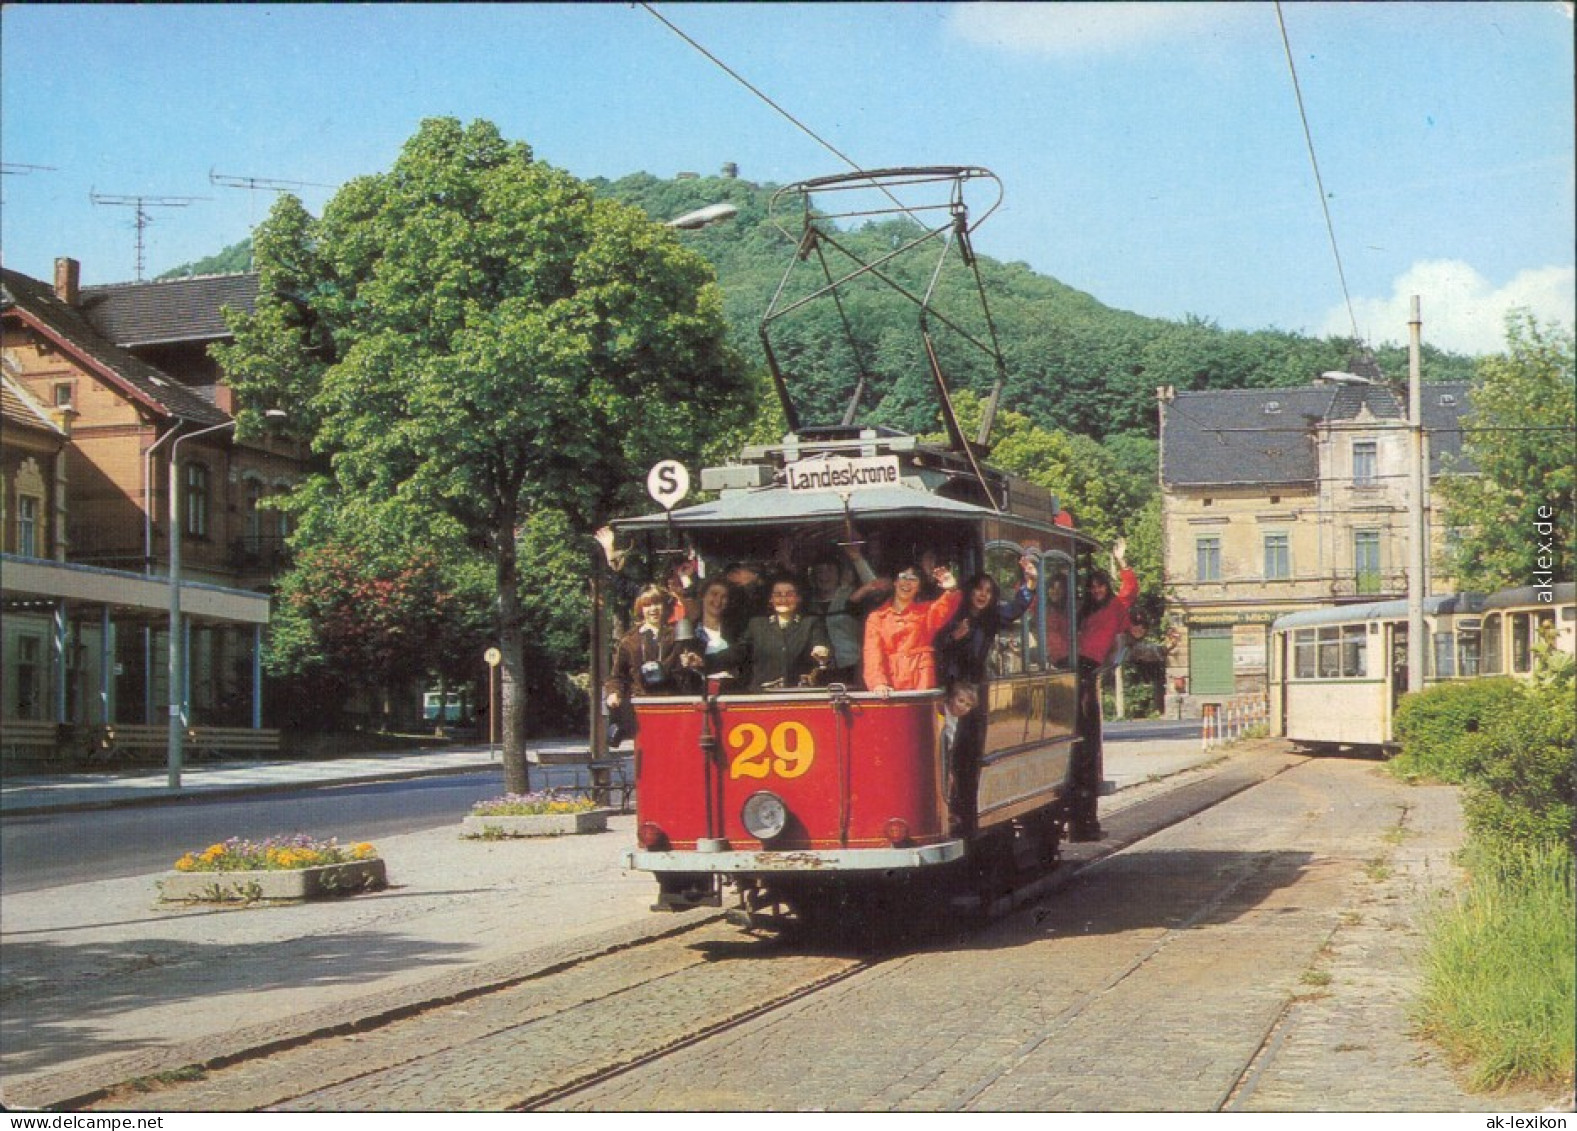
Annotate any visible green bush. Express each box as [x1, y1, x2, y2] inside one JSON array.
[[1390, 677, 1524, 784], [1462, 675, 1576, 851]]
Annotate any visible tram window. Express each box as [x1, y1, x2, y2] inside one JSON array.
[[1433, 633, 1456, 679], [1341, 625, 1367, 677], [1043, 552, 1076, 673], [1457, 631, 1481, 678], [1482, 614, 1502, 674], [1317, 627, 1341, 678], [1293, 629, 1316, 679], [985, 544, 1029, 675], [1511, 613, 1533, 673]]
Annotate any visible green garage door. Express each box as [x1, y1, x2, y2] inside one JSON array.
[[1189, 626, 1235, 695]]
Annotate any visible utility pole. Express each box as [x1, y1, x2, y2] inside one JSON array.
[[1407, 296, 1427, 693], [90, 192, 208, 281]]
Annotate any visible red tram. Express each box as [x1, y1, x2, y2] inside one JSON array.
[[611, 167, 1109, 928]]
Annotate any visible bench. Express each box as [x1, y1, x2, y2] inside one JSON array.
[[90, 724, 281, 766], [532, 746, 634, 811], [89, 723, 168, 766], [1, 719, 67, 767], [187, 726, 281, 760]]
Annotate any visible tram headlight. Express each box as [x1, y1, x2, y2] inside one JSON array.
[[741, 791, 789, 841], [637, 822, 669, 851]]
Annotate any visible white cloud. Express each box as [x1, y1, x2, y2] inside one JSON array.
[[944, 1, 1263, 56], [1323, 260, 1577, 356]]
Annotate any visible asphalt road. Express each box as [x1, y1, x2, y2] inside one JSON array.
[[2, 768, 519, 894]]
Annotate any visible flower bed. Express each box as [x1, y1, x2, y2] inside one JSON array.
[[462, 791, 609, 838], [158, 836, 387, 903]]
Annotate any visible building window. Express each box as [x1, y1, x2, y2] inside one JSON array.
[[1263, 532, 1290, 580], [17, 495, 39, 557], [1352, 440, 1378, 487], [16, 636, 41, 719], [244, 478, 264, 543], [184, 463, 210, 538], [53, 382, 74, 407], [1196, 536, 1221, 582], [1354, 530, 1381, 594]]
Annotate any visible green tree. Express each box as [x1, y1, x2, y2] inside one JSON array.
[[221, 119, 751, 792], [1437, 312, 1575, 592]]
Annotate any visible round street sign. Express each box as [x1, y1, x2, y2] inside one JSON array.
[[484, 647, 502, 667], [646, 460, 690, 510]]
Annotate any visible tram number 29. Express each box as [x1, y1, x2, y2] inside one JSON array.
[[727, 721, 815, 780]]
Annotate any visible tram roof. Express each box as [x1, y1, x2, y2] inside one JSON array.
[[1483, 582, 1575, 609], [1271, 593, 1483, 631], [614, 484, 1039, 533]]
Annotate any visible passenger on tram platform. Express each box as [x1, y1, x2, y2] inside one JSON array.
[[738, 576, 833, 691], [937, 556, 1039, 836], [670, 577, 744, 690], [605, 586, 681, 744], [862, 564, 962, 697], [807, 543, 892, 687], [1069, 538, 1138, 841], [938, 556, 1040, 687]]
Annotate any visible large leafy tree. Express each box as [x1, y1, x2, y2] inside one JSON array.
[[1437, 312, 1575, 592], [221, 119, 751, 791]]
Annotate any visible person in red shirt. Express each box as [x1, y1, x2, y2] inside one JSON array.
[[1069, 538, 1137, 842], [862, 564, 962, 696]]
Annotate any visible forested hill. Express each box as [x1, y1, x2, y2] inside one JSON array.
[[167, 170, 1476, 446], [592, 171, 1476, 444]]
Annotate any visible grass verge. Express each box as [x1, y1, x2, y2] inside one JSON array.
[[1417, 840, 1575, 1093]]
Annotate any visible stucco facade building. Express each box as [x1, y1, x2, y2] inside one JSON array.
[[1158, 379, 1471, 714]]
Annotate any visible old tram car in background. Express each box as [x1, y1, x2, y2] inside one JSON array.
[[1268, 582, 1575, 754], [609, 167, 1112, 928]]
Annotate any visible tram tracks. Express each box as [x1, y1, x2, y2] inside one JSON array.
[[87, 746, 1306, 1112]]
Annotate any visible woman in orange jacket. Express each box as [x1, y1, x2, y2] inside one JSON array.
[[862, 564, 962, 696]]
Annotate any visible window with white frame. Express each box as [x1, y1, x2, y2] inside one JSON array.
[[1352, 440, 1378, 486], [184, 462, 210, 538], [17, 495, 39, 557], [1354, 530, 1382, 594], [1263, 532, 1290, 580], [1196, 535, 1221, 582]]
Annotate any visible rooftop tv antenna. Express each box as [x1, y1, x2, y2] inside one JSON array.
[[210, 170, 336, 269], [90, 191, 208, 281]]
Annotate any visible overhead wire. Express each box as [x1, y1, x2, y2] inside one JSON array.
[[638, 3, 925, 226], [1275, 2, 1363, 346]]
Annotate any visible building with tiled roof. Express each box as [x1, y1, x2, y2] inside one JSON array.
[[1, 259, 294, 758], [1158, 378, 1472, 711]]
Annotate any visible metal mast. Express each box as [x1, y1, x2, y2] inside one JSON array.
[[90, 192, 208, 281]]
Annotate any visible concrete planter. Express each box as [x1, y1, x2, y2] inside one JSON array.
[[461, 809, 611, 838], [158, 858, 387, 903]]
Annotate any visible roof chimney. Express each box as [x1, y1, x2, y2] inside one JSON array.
[[54, 258, 80, 306]]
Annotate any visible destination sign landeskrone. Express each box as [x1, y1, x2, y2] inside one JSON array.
[[784, 455, 901, 493]]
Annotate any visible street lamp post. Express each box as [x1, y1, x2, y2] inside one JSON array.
[[167, 412, 285, 787]]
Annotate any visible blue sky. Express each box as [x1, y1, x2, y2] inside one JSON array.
[[3, 2, 1571, 355]]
